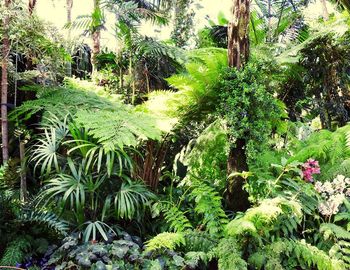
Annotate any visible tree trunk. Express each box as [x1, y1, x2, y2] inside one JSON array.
[[91, 0, 101, 74], [226, 139, 250, 211], [19, 141, 27, 202], [66, 0, 73, 76], [28, 0, 36, 15], [227, 0, 250, 69], [320, 0, 329, 21], [1, 0, 11, 163], [226, 0, 251, 212]]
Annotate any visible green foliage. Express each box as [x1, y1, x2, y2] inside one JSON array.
[[321, 223, 350, 267], [183, 231, 218, 253], [0, 238, 30, 266], [19, 210, 69, 236], [249, 239, 346, 270], [226, 197, 302, 237], [38, 157, 154, 241], [145, 232, 185, 252], [180, 119, 228, 189], [75, 109, 161, 150], [11, 78, 121, 122], [143, 48, 228, 121], [320, 223, 350, 241], [157, 203, 193, 232], [299, 32, 350, 129], [216, 57, 286, 156], [28, 113, 156, 242], [215, 238, 247, 270], [189, 180, 228, 235], [114, 180, 155, 220]]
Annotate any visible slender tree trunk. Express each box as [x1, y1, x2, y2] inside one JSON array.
[[66, 0, 73, 76], [129, 51, 136, 105], [227, 0, 250, 69], [19, 141, 27, 201], [91, 0, 101, 74], [67, 0, 73, 36], [320, 0, 329, 21], [28, 0, 36, 15], [267, 0, 272, 42], [226, 139, 250, 211], [226, 0, 251, 212], [1, 0, 11, 163], [119, 68, 124, 90]]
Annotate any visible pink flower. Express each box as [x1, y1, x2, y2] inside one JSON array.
[[301, 159, 321, 182]]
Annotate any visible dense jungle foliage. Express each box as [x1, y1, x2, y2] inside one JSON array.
[[1, 0, 350, 269]]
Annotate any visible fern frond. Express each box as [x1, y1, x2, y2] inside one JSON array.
[[183, 231, 218, 253], [11, 78, 121, 122], [215, 238, 247, 270], [145, 232, 185, 252], [19, 210, 69, 236], [292, 240, 345, 270], [320, 223, 350, 241], [75, 109, 161, 150], [184, 251, 208, 268], [249, 239, 346, 270], [161, 203, 193, 232], [190, 180, 228, 235], [0, 238, 30, 266]]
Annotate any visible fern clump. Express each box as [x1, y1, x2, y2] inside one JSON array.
[[320, 223, 350, 267], [226, 197, 302, 237], [0, 238, 30, 266], [248, 239, 346, 270], [158, 203, 193, 232], [215, 238, 247, 270], [183, 231, 218, 253], [140, 48, 228, 122], [180, 119, 229, 189], [190, 180, 228, 235], [145, 232, 185, 252]]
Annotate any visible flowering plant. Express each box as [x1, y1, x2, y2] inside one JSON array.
[[314, 175, 350, 217], [301, 159, 320, 182]]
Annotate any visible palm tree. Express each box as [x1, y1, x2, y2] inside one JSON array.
[[1, 0, 11, 163]]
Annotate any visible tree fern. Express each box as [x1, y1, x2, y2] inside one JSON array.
[[142, 48, 228, 121], [11, 79, 120, 122], [75, 109, 161, 151]]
